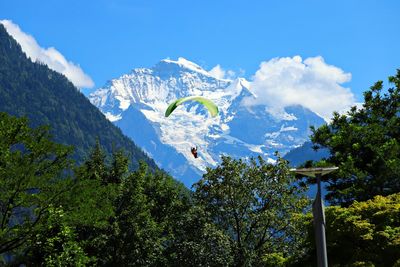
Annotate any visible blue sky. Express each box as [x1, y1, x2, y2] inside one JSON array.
[[1, 0, 399, 104]]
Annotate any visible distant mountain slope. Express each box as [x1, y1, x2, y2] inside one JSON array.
[[284, 141, 330, 167], [0, 24, 156, 169], [89, 57, 326, 186]]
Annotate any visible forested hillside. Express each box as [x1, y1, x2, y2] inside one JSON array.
[[0, 24, 156, 169]]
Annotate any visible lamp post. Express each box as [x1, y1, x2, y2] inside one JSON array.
[[290, 167, 338, 267]]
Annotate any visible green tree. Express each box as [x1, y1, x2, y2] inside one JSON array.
[[67, 143, 120, 266], [105, 163, 163, 266], [0, 113, 74, 256], [311, 70, 400, 205], [78, 139, 108, 182], [298, 193, 400, 266], [107, 149, 129, 184], [24, 206, 92, 266], [60, 145, 190, 266], [193, 155, 309, 266], [168, 205, 234, 267], [105, 163, 192, 266]]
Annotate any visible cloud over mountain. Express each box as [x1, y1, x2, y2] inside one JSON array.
[[244, 56, 355, 121], [0, 20, 94, 88], [89, 58, 327, 185], [209, 64, 235, 80]]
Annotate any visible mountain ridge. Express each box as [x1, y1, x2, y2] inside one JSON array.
[[89, 58, 326, 186], [0, 24, 157, 170]]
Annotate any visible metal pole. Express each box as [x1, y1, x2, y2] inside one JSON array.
[[312, 174, 328, 267]]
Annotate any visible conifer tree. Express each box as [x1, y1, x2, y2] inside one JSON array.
[[311, 70, 400, 205]]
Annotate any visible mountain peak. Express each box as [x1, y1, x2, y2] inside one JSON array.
[[237, 77, 251, 89], [160, 57, 211, 77], [89, 58, 326, 186]]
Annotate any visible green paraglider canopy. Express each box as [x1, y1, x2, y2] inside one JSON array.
[[165, 96, 219, 117]]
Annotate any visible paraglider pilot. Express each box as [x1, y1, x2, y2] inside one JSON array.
[[165, 96, 218, 160], [191, 147, 198, 158]]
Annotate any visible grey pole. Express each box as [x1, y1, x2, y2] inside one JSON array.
[[290, 167, 338, 267], [313, 173, 328, 267]]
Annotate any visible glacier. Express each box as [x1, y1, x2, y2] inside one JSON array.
[[89, 57, 325, 187]]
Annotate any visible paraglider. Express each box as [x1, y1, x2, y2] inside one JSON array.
[[165, 96, 219, 118], [165, 96, 219, 159], [191, 147, 198, 158]]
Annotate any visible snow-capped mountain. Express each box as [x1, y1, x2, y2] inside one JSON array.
[[89, 57, 325, 186]]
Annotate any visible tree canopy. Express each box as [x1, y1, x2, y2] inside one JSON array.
[[0, 112, 74, 255], [194, 155, 309, 266], [311, 70, 400, 205], [298, 193, 400, 267]]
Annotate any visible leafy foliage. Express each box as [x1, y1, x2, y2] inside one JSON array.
[[311, 70, 400, 205], [4, 112, 398, 266], [106, 163, 165, 266], [26, 207, 92, 266], [299, 193, 400, 266], [0, 112, 74, 255], [194, 155, 310, 266], [0, 118, 190, 265], [167, 205, 235, 266], [68, 144, 191, 266], [106, 163, 192, 266]]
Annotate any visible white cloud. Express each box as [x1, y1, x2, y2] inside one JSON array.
[[244, 56, 355, 121], [209, 64, 236, 80], [0, 20, 94, 88]]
